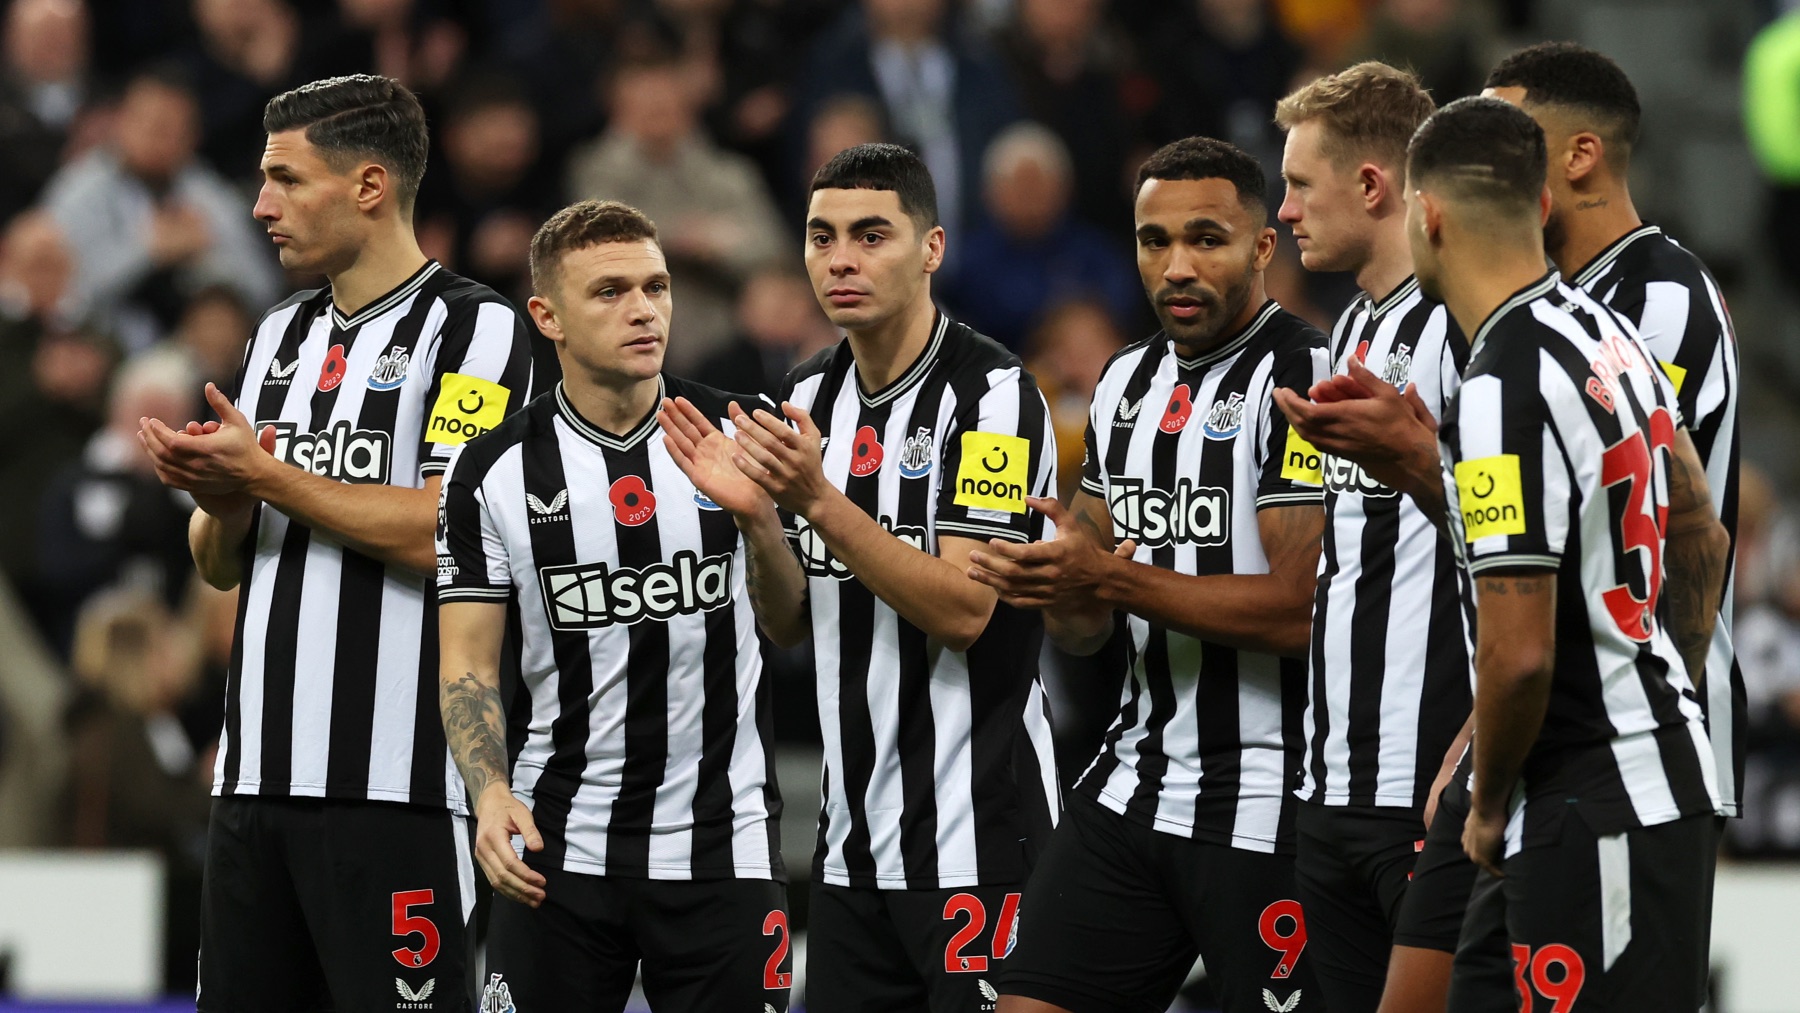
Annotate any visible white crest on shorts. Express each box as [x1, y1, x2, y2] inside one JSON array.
[[395, 977, 436, 1004], [481, 973, 516, 1013], [1263, 988, 1301, 1012], [765, 1005, 779, 1013], [979, 979, 999, 1001]]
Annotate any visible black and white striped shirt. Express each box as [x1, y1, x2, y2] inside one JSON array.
[[1300, 278, 1474, 809], [218, 261, 534, 810], [782, 311, 1060, 890], [436, 378, 783, 880], [1574, 224, 1743, 817], [1440, 274, 1719, 856], [1076, 300, 1326, 853]]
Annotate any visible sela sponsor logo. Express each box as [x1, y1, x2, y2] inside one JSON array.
[[1454, 454, 1526, 542], [1262, 988, 1302, 1012], [849, 425, 884, 477], [368, 345, 411, 390], [1160, 383, 1194, 433], [395, 977, 436, 1009], [609, 475, 657, 526], [954, 432, 1029, 514], [898, 427, 934, 478], [1114, 395, 1143, 427], [1320, 454, 1397, 498], [317, 343, 349, 392], [266, 420, 391, 484], [795, 514, 924, 579], [526, 489, 570, 524], [1203, 391, 1246, 440], [1107, 477, 1229, 548], [267, 356, 299, 385], [479, 973, 515, 1013], [538, 550, 733, 630]]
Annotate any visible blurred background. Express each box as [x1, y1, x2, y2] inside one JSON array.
[[2, 0, 1800, 1009]]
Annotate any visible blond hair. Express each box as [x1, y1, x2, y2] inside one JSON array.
[[1275, 62, 1437, 175]]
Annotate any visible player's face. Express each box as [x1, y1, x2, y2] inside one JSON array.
[[533, 239, 671, 385], [253, 130, 369, 276], [1134, 176, 1274, 355], [1405, 185, 1443, 301], [1482, 85, 1570, 257], [1278, 120, 1372, 274], [804, 187, 943, 332]]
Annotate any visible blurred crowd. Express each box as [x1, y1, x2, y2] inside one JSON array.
[[2, 0, 1800, 992]]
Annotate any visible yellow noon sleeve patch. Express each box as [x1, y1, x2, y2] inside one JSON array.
[[1657, 359, 1687, 395], [954, 432, 1030, 514], [427, 373, 510, 445], [1280, 428, 1323, 485], [1454, 454, 1527, 542]]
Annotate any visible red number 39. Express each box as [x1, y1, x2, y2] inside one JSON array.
[[1599, 406, 1675, 642], [390, 890, 440, 968]]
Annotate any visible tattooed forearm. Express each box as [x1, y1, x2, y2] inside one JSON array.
[[739, 512, 809, 647], [1663, 524, 1725, 689], [442, 670, 508, 799]]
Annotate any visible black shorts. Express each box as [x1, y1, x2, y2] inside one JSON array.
[[1392, 779, 1478, 954], [484, 868, 790, 1013], [805, 879, 1025, 1013], [1465, 810, 1714, 1013], [1293, 802, 1426, 1012], [198, 796, 474, 1013], [997, 793, 1318, 1013]]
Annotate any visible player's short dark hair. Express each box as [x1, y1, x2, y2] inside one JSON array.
[[1485, 42, 1640, 167], [809, 143, 940, 231], [530, 199, 660, 296], [1135, 136, 1268, 216], [264, 75, 429, 211], [1407, 96, 1547, 216]]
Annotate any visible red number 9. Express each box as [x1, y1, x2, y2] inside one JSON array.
[[1258, 899, 1307, 979]]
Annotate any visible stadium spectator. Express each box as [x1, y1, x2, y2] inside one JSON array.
[[1736, 509, 1800, 856], [1142, 0, 1306, 165], [937, 122, 1138, 349], [792, 0, 1022, 243], [0, 0, 91, 224], [1347, 0, 1495, 106], [40, 66, 280, 349], [995, 0, 1136, 230], [36, 347, 199, 657], [0, 209, 77, 333], [60, 587, 212, 992], [1021, 297, 1126, 504], [692, 264, 838, 399], [183, 0, 317, 180], [800, 91, 887, 208], [168, 284, 253, 389], [566, 51, 787, 370], [416, 72, 557, 300], [335, 0, 467, 96]]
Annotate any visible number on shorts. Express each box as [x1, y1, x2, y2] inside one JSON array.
[[943, 893, 989, 974], [1512, 942, 1586, 1013], [1258, 899, 1307, 979], [991, 892, 1022, 960], [762, 910, 793, 989], [390, 889, 440, 968]]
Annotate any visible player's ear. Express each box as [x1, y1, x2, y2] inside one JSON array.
[[1359, 161, 1388, 211], [526, 294, 564, 346], [1419, 191, 1445, 243], [355, 162, 389, 215], [921, 223, 946, 275], [1538, 186, 1553, 229], [1253, 226, 1278, 271], [1566, 131, 1605, 186]]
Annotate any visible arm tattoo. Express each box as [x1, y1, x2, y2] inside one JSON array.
[[442, 670, 508, 799]]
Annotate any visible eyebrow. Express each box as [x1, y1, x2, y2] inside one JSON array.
[[591, 272, 671, 288], [807, 215, 896, 235]]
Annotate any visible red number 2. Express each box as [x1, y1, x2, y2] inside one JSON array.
[[1258, 899, 1307, 979], [1599, 406, 1675, 642], [762, 910, 792, 989], [390, 890, 440, 968], [1512, 942, 1586, 1013], [943, 893, 988, 973]]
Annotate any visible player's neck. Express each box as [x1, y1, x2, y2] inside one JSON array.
[[328, 221, 429, 320], [1437, 241, 1553, 345], [846, 289, 937, 392], [1551, 183, 1641, 281], [1354, 216, 1416, 305], [561, 366, 662, 436]]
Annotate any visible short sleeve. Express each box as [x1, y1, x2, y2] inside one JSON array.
[[934, 368, 1057, 545], [419, 299, 534, 478], [1256, 343, 1327, 509], [436, 446, 512, 603], [1443, 372, 1568, 574], [1078, 409, 1103, 499]]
